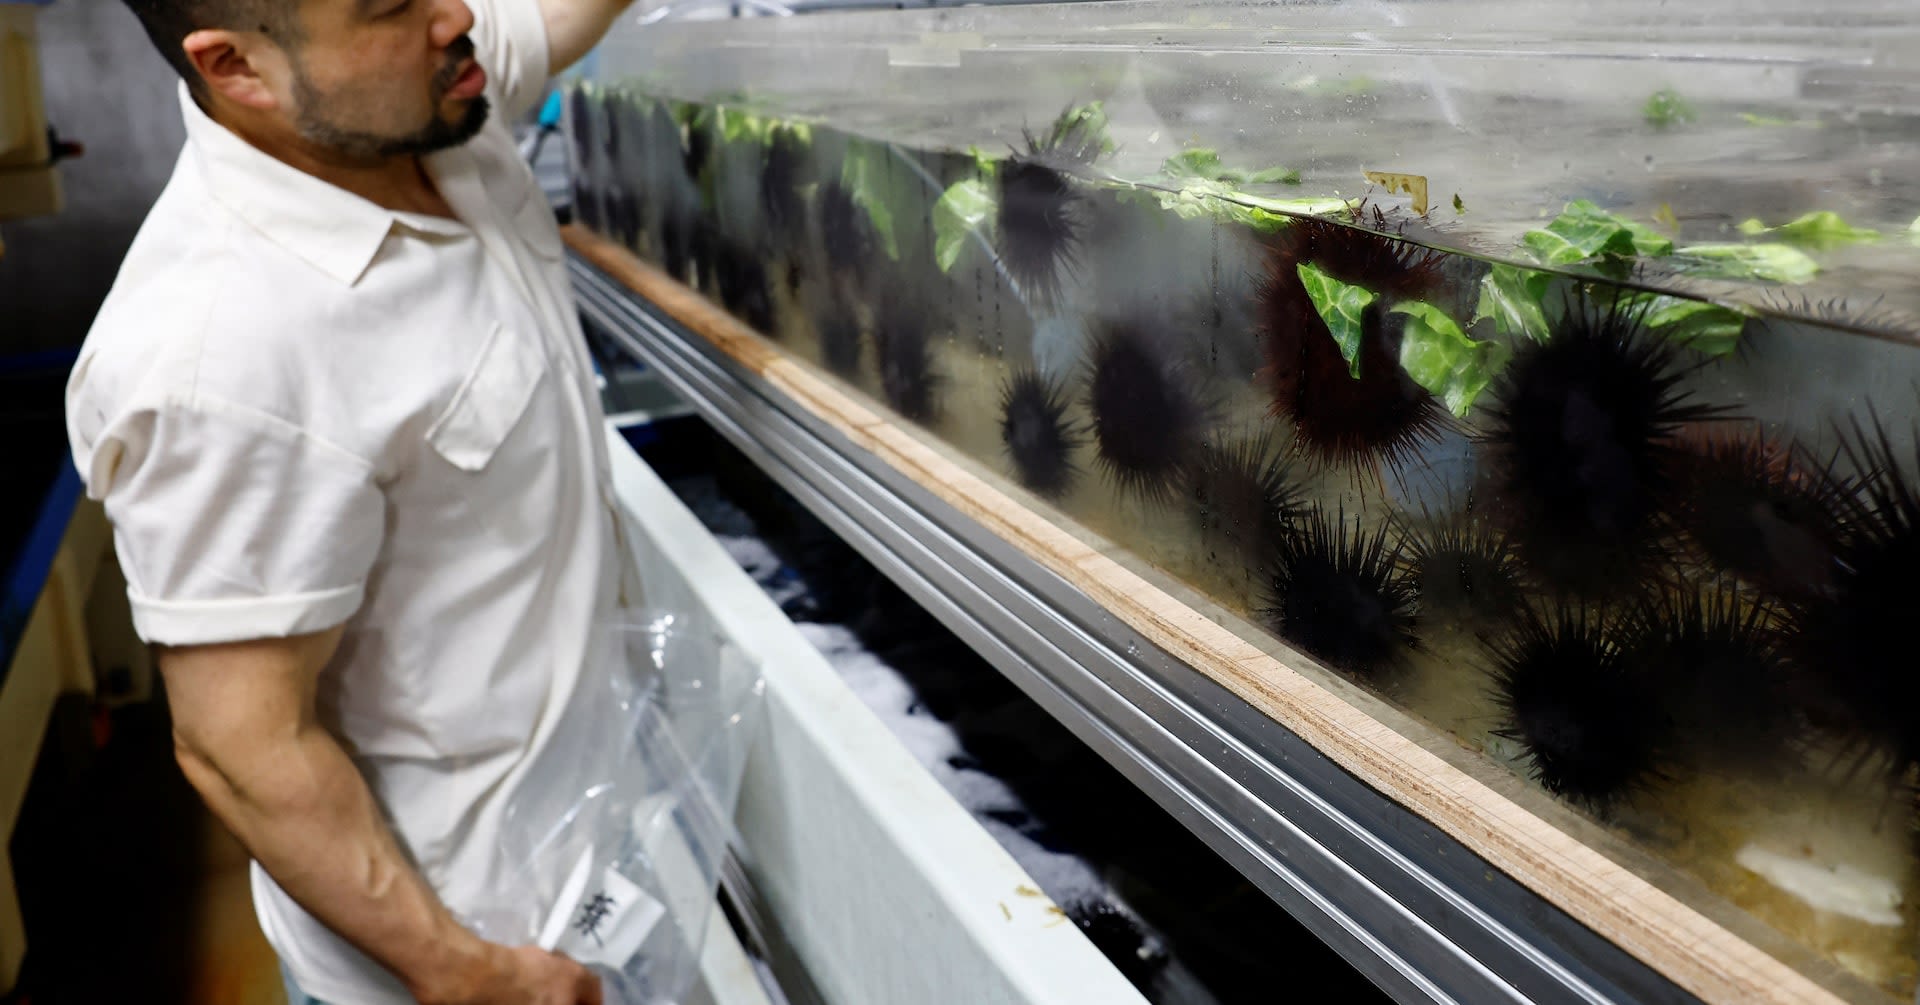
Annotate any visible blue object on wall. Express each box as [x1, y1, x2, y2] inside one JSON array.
[[0, 460, 81, 689], [0, 346, 81, 689]]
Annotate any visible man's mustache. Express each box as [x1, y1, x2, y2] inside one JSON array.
[[433, 35, 478, 95]]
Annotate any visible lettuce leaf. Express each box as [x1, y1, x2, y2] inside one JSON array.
[[1297, 263, 1377, 378], [1474, 264, 1554, 343], [1674, 243, 1819, 283], [1736, 210, 1879, 250], [932, 178, 996, 272], [839, 140, 901, 261], [1524, 199, 1674, 264], [1392, 302, 1511, 416]]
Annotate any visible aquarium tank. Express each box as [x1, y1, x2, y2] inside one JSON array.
[[562, 1, 1920, 1000]]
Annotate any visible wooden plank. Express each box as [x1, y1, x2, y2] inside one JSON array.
[[566, 232, 784, 377], [561, 225, 1850, 1005], [0, 577, 71, 992]]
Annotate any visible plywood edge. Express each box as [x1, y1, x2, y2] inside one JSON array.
[[562, 226, 1848, 1005]]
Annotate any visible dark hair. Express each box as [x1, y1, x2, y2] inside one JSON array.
[[120, 0, 296, 93]]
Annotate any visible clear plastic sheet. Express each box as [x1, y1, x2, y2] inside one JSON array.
[[466, 610, 766, 1004]]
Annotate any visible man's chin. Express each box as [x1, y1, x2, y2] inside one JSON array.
[[388, 96, 491, 157], [440, 96, 491, 145]]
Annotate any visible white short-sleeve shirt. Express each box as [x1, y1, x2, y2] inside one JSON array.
[[64, 1, 619, 999]]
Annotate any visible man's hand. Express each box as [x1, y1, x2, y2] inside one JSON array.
[[450, 945, 604, 1005], [418, 943, 602, 1005], [159, 630, 602, 1005]]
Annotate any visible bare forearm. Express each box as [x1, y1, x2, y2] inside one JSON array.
[[177, 728, 493, 1004], [540, 0, 637, 74]]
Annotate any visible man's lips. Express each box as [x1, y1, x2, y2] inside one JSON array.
[[447, 60, 486, 100]]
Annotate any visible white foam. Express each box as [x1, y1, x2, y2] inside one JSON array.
[[790, 621, 1109, 908], [1734, 844, 1904, 926]]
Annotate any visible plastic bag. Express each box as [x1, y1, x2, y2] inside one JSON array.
[[467, 609, 765, 1004]]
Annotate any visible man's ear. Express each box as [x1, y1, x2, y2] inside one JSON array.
[[182, 29, 286, 110]]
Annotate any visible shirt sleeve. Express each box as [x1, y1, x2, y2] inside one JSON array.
[[468, 0, 553, 124], [77, 394, 386, 646]]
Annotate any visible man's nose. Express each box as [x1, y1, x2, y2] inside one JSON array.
[[429, 0, 476, 52]]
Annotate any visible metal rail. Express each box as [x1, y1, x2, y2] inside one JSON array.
[[570, 252, 1705, 1005]]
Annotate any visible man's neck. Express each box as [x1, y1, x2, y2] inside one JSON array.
[[212, 105, 458, 220]]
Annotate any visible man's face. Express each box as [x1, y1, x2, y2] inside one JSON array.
[[281, 0, 490, 162]]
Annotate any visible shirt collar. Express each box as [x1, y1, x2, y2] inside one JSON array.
[[180, 83, 400, 286]]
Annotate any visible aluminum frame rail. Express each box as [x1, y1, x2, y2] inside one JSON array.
[[569, 252, 1706, 1005]]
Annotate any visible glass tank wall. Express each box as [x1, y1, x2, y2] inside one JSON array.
[[564, 2, 1920, 999]]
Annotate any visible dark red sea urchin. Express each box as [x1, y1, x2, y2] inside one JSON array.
[[1256, 216, 1452, 473]]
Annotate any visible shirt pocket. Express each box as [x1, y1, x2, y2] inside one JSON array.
[[427, 321, 548, 472]]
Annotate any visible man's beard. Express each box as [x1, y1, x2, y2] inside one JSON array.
[[292, 37, 490, 162]]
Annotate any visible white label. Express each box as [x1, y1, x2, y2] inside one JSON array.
[[550, 862, 667, 968], [537, 847, 600, 951]]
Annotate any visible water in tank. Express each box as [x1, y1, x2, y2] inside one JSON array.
[[564, 1, 1920, 998]]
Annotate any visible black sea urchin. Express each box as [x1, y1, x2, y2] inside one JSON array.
[[761, 126, 812, 247], [1264, 505, 1420, 679], [681, 113, 713, 184], [605, 94, 653, 249], [999, 368, 1084, 500], [689, 224, 721, 298], [815, 292, 863, 377], [1185, 430, 1303, 567], [604, 188, 641, 252], [1399, 503, 1526, 631], [1781, 411, 1920, 770], [1490, 603, 1670, 810], [566, 88, 601, 231], [996, 154, 1084, 311], [819, 181, 876, 282], [1257, 217, 1451, 473], [990, 109, 1107, 311], [1480, 293, 1730, 597], [659, 208, 693, 282], [714, 242, 777, 336], [1085, 321, 1217, 503], [1670, 429, 1852, 601], [1623, 584, 1798, 773], [872, 290, 942, 423]]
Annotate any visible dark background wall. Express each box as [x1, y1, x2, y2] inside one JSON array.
[[1, 0, 186, 353]]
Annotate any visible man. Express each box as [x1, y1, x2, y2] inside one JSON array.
[[64, 0, 641, 997]]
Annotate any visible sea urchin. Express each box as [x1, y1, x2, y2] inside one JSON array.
[[1489, 602, 1671, 810], [1085, 321, 1217, 503], [1479, 292, 1730, 597], [872, 290, 943, 423], [1000, 368, 1085, 500], [1264, 505, 1421, 679], [1185, 429, 1304, 567], [1256, 217, 1452, 473]]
